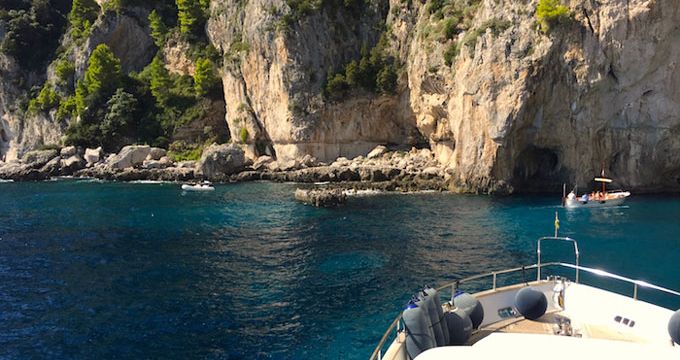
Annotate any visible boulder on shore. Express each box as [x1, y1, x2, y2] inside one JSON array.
[[60, 155, 85, 174], [60, 146, 77, 158], [107, 145, 151, 169], [40, 156, 61, 177], [84, 147, 103, 165], [252, 155, 274, 171], [22, 149, 58, 168], [294, 188, 346, 207], [366, 145, 387, 159], [197, 143, 247, 180], [146, 147, 167, 161]]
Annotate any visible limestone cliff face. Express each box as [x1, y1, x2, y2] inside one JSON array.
[[207, 0, 680, 192], [2, 0, 680, 192], [0, 7, 154, 161], [402, 0, 680, 192], [207, 0, 421, 162], [487, 0, 680, 192]]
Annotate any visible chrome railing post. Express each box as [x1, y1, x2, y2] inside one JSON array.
[[574, 241, 580, 283], [537, 239, 542, 281], [634, 283, 638, 300], [492, 272, 497, 291], [450, 281, 458, 305]]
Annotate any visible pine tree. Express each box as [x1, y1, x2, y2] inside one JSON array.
[[148, 10, 167, 48], [176, 0, 204, 35], [148, 55, 172, 105], [84, 44, 122, 96], [75, 80, 88, 115], [193, 58, 218, 97], [69, 0, 100, 39]]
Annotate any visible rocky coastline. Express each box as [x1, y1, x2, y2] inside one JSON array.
[[0, 143, 449, 193]]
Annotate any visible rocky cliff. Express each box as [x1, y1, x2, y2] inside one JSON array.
[[204, 0, 680, 193], [3, 0, 680, 193]]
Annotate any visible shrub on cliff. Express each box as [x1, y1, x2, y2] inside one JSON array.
[[28, 83, 60, 113], [536, 0, 570, 33], [193, 58, 219, 97], [324, 73, 349, 100], [0, 0, 71, 71], [55, 60, 75, 87], [443, 42, 459, 66], [69, 0, 100, 40], [376, 64, 397, 94], [239, 127, 249, 143], [168, 140, 202, 161], [101, 89, 138, 143], [324, 33, 399, 100]]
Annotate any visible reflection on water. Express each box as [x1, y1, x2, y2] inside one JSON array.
[[1, 183, 680, 358]]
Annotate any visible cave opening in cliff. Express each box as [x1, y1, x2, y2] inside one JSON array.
[[513, 146, 561, 190], [0, 128, 7, 142]]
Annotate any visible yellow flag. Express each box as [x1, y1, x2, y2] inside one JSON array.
[[554, 212, 560, 231]]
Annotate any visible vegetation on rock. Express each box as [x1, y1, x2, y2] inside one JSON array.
[[83, 44, 123, 96], [168, 140, 203, 161], [239, 127, 248, 143], [278, 0, 367, 32], [193, 58, 219, 97], [536, 0, 570, 33], [324, 35, 398, 101], [55, 59, 75, 86], [28, 83, 60, 113], [176, 0, 207, 36], [148, 10, 168, 47], [68, 0, 100, 40], [0, 0, 71, 71]]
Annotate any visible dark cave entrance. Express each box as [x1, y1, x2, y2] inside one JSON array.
[[0, 128, 7, 142], [513, 146, 562, 191]]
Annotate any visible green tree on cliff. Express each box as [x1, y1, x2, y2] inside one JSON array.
[[84, 44, 122, 96], [148, 55, 172, 105], [376, 64, 397, 94], [69, 0, 100, 39], [101, 88, 138, 146], [148, 10, 168, 47], [176, 0, 204, 35], [536, 0, 570, 33], [193, 58, 218, 97]]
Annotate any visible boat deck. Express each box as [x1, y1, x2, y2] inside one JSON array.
[[469, 309, 650, 345]]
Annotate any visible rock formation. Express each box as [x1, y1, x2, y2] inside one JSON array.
[[203, 0, 680, 193], [295, 188, 347, 207], [197, 143, 249, 180], [3, 0, 680, 193]]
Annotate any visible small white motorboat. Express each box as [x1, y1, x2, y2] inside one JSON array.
[[563, 172, 630, 208], [369, 219, 680, 360], [181, 181, 215, 192]]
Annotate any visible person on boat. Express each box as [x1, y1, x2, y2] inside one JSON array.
[[581, 194, 588, 202]]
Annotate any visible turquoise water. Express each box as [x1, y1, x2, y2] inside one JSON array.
[[1, 180, 679, 359]]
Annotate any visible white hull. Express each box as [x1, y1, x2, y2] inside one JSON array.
[[181, 184, 215, 191], [371, 236, 680, 360], [378, 280, 679, 360], [564, 192, 630, 208]]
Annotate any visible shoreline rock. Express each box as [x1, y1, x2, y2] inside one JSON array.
[[295, 188, 347, 207], [0, 144, 449, 193]]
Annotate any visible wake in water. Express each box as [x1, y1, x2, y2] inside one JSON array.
[[343, 189, 439, 197], [129, 180, 172, 184]]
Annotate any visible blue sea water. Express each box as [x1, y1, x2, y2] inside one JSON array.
[[1, 180, 680, 359]]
